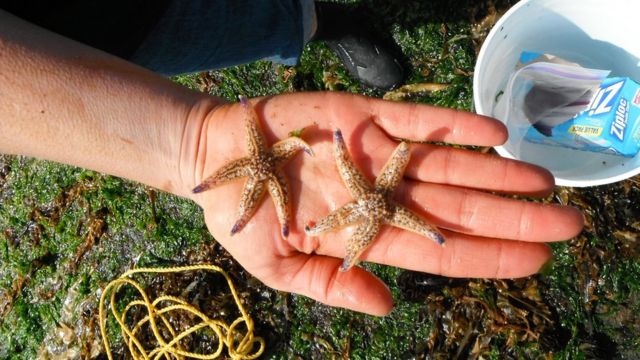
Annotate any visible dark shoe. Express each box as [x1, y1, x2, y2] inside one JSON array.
[[313, 2, 404, 90]]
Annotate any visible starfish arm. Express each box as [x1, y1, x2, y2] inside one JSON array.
[[267, 170, 292, 238], [271, 137, 314, 163], [231, 177, 267, 235], [333, 129, 373, 198], [239, 95, 268, 157], [192, 157, 251, 193], [304, 202, 361, 236], [388, 204, 445, 245], [341, 218, 381, 272], [374, 142, 411, 193]]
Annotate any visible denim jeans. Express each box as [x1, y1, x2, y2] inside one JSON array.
[[129, 0, 316, 76]]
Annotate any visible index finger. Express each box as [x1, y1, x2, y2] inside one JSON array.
[[368, 98, 508, 146]]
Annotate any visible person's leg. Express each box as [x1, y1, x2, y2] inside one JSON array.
[[130, 0, 403, 90], [0, 1, 170, 59], [129, 0, 308, 76]]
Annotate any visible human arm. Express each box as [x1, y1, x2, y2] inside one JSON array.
[[0, 9, 222, 198], [0, 10, 583, 316]]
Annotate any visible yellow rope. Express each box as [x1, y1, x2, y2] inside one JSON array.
[[99, 264, 265, 360]]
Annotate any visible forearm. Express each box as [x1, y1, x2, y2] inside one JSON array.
[[0, 10, 223, 198]]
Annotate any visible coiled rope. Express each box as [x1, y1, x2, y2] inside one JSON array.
[[99, 264, 265, 360]]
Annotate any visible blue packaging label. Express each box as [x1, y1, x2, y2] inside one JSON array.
[[524, 76, 640, 157]]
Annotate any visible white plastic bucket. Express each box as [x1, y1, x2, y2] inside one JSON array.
[[473, 0, 640, 187]]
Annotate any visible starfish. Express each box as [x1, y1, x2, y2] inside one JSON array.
[[305, 129, 445, 271], [192, 95, 313, 239]]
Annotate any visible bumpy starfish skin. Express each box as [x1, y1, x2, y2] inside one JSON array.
[[305, 129, 445, 271], [193, 96, 313, 238]]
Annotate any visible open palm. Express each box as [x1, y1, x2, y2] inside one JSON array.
[[188, 92, 583, 315]]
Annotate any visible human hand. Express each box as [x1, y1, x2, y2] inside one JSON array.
[[186, 92, 583, 316]]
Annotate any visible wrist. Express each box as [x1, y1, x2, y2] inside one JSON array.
[[176, 96, 230, 201]]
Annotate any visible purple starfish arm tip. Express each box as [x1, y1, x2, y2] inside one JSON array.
[[230, 221, 243, 236], [333, 129, 343, 141], [192, 184, 207, 194], [282, 224, 290, 238], [238, 95, 249, 106], [339, 259, 351, 272], [434, 232, 445, 246]]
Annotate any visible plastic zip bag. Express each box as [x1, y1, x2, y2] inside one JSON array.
[[494, 54, 610, 158]]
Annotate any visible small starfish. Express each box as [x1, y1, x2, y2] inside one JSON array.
[[305, 129, 445, 271], [193, 95, 313, 238]]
